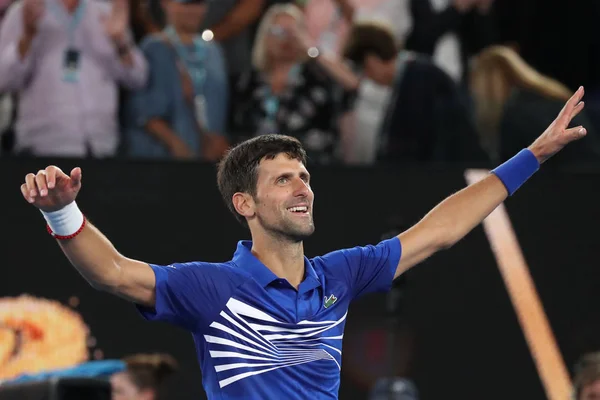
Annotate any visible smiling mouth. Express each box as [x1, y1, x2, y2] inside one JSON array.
[[287, 206, 309, 215]]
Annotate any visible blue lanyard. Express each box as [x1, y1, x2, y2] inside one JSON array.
[[263, 64, 301, 122], [47, 0, 86, 47], [165, 26, 207, 93]]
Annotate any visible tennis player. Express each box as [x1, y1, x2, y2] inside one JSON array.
[[20, 87, 586, 399]]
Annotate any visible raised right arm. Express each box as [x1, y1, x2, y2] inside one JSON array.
[[20, 166, 157, 307]]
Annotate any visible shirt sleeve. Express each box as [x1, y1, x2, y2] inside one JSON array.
[[320, 237, 402, 300], [136, 262, 240, 332]]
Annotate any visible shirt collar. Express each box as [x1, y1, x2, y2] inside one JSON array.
[[232, 240, 322, 292]]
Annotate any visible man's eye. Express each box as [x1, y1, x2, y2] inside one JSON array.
[[278, 177, 288, 184]]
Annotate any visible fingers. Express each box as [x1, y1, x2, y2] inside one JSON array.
[[21, 183, 33, 203], [35, 170, 48, 197], [564, 86, 585, 115], [21, 165, 72, 204], [70, 167, 82, 187], [565, 125, 587, 140], [571, 101, 585, 120], [25, 172, 37, 198], [45, 165, 61, 189]]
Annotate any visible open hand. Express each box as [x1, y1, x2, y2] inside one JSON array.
[[528, 86, 587, 164], [20, 166, 82, 212], [101, 0, 129, 46]]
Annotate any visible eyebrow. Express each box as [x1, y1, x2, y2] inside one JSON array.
[[273, 171, 310, 181]]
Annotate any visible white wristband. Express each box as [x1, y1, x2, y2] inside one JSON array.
[[41, 201, 85, 237]]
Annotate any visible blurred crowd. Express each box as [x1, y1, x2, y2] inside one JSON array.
[[0, 0, 599, 166]]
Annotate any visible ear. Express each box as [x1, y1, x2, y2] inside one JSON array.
[[232, 192, 255, 220]]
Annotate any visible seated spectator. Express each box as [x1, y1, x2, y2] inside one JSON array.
[[343, 21, 487, 164], [125, 0, 229, 161], [110, 353, 178, 400], [470, 45, 600, 165], [230, 3, 355, 164], [574, 351, 600, 400], [0, 0, 148, 157]]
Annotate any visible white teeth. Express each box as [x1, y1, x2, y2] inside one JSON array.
[[288, 206, 308, 212]]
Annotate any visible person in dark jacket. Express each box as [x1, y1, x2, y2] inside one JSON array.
[[343, 21, 488, 164]]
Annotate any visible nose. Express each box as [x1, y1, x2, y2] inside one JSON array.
[[292, 178, 310, 197]]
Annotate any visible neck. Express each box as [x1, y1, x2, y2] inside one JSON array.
[[250, 233, 305, 289], [268, 60, 296, 75]]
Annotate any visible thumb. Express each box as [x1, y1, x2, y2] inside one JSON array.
[[70, 167, 82, 186]]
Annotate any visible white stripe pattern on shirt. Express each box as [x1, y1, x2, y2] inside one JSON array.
[[205, 298, 346, 388]]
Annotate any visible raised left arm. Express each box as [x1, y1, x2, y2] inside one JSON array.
[[102, 0, 148, 89], [209, 0, 266, 42], [393, 86, 587, 279]]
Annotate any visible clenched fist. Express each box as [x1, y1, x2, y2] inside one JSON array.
[[20, 166, 82, 212]]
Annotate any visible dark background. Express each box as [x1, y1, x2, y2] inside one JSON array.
[[2, 158, 600, 399]]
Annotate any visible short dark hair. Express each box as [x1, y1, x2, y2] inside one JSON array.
[[574, 352, 600, 398], [217, 134, 308, 225], [123, 353, 178, 392], [343, 22, 398, 66]]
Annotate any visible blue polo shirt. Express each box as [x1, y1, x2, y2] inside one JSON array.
[[137, 237, 402, 399]]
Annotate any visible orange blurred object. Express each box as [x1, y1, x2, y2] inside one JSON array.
[[0, 295, 89, 380]]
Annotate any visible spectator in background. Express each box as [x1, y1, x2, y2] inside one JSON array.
[[343, 22, 487, 164], [404, 0, 497, 84], [573, 351, 600, 400], [469, 45, 600, 165], [230, 3, 356, 164], [117, 0, 159, 155], [301, 0, 414, 56], [0, 0, 148, 157], [129, 0, 160, 44], [110, 353, 178, 400], [300, 0, 355, 56], [301, 0, 413, 166], [0, 0, 15, 155], [125, 0, 229, 161], [201, 0, 266, 85]]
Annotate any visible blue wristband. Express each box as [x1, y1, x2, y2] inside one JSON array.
[[491, 149, 540, 196]]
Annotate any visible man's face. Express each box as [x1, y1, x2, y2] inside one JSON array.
[[581, 379, 600, 400], [363, 54, 395, 86], [266, 13, 300, 63], [165, 1, 207, 33], [251, 154, 315, 242], [110, 372, 149, 400]]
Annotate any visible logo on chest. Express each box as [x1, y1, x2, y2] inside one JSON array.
[[323, 294, 338, 308]]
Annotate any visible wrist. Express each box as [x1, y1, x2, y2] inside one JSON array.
[[111, 35, 131, 54], [41, 201, 86, 239], [527, 143, 548, 164], [492, 148, 540, 196]]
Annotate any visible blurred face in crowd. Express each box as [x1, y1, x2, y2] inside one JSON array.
[[581, 379, 600, 400], [164, 0, 207, 33], [111, 372, 153, 400], [266, 13, 301, 64], [240, 154, 315, 242], [363, 54, 397, 86]]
